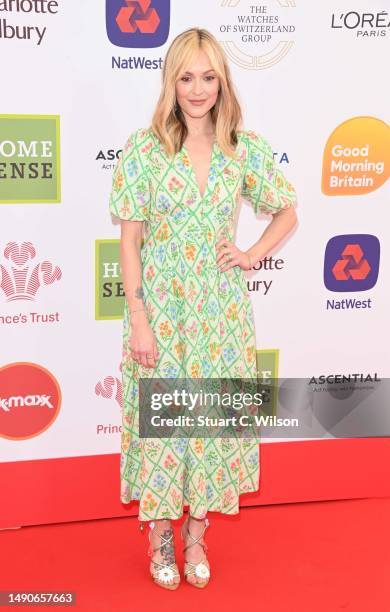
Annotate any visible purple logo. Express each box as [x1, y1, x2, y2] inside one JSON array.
[[324, 234, 380, 292], [106, 0, 170, 48]]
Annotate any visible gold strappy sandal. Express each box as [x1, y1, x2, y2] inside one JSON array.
[[141, 521, 181, 590], [180, 515, 211, 588]]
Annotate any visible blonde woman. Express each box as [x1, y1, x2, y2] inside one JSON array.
[[109, 27, 298, 590]]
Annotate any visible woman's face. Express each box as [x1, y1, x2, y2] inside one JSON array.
[[175, 50, 220, 121]]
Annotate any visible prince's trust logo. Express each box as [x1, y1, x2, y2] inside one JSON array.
[[95, 363, 123, 439], [0, 241, 61, 302], [0, 242, 61, 326], [95, 369, 123, 409], [218, 0, 296, 70]]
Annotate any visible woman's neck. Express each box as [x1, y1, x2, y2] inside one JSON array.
[[183, 113, 214, 139]]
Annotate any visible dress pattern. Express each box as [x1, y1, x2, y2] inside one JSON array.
[[109, 126, 297, 521]]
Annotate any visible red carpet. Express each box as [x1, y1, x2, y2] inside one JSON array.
[[1, 498, 389, 611]]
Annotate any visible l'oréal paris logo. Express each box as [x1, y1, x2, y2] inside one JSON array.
[[331, 11, 389, 37]]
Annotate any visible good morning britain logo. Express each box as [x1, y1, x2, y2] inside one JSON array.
[[0, 114, 61, 204], [321, 116, 390, 196]]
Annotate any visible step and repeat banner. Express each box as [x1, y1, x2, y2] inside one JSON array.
[[1, 1, 389, 527]]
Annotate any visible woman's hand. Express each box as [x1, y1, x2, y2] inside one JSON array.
[[215, 237, 252, 272], [129, 310, 160, 368]]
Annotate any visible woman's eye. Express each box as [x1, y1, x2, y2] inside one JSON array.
[[180, 75, 216, 82]]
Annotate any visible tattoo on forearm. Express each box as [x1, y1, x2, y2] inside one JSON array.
[[135, 286, 145, 301]]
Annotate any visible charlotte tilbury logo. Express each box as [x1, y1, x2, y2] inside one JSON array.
[[0, 241, 62, 302]]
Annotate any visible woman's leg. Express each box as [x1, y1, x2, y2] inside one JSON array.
[[148, 519, 180, 587], [182, 514, 210, 586]]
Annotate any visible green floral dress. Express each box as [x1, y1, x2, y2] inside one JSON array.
[[109, 126, 297, 521]]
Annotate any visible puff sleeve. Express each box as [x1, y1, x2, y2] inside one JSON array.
[[109, 128, 151, 221], [242, 130, 298, 215]]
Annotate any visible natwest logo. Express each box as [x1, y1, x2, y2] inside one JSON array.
[[106, 0, 170, 48], [324, 234, 380, 292], [0, 362, 61, 440], [0, 241, 62, 302]]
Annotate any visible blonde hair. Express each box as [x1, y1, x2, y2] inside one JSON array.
[[151, 27, 243, 159]]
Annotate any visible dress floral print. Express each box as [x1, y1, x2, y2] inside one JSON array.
[[109, 126, 297, 521]]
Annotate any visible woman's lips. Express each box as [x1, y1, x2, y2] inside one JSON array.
[[189, 100, 206, 105]]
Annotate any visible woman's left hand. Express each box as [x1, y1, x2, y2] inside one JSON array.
[[215, 237, 251, 272]]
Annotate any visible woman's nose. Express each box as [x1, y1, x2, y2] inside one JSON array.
[[191, 79, 204, 95]]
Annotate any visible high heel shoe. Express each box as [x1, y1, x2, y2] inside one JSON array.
[[180, 515, 211, 588], [141, 520, 180, 590]]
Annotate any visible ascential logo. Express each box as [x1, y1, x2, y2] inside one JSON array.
[[106, 0, 170, 48]]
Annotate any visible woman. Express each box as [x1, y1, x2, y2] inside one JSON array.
[[109, 27, 298, 590]]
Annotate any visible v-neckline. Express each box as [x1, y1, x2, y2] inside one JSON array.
[[182, 138, 217, 200]]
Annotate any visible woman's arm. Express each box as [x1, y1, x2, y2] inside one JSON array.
[[120, 219, 146, 312], [120, 220, 159, 368], [245, 206, 297, 266], [216, 206, 297, 272]]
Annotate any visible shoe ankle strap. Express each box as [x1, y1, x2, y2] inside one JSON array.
[[182, 516, 209, 553]]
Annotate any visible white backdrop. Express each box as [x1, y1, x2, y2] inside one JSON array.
[[1, 0, 389, 464]]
